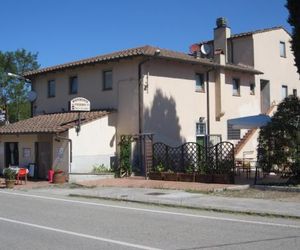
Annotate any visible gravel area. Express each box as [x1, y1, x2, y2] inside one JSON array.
[[213, 188, 300, 202]]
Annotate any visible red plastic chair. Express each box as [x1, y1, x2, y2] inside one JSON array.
[[16, 168, 28, 185]]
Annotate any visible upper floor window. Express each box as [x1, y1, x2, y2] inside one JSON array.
[[103, 70, 112, 90], [48, 80, 55, 98], [195, 73, 205, 92], [281, 85, 288, 99], [250, 83, 255, 95], [293, 89, 297, 97], [280, 41, 286, 58], [232, 78, 240, 96], [69, 76, 78, 94]]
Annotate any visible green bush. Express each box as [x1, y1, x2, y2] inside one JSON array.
[[91, 164, 111, 174], [3, 168, 16, 180]]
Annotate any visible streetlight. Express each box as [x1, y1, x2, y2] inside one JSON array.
[[7, 72, 31, 83]]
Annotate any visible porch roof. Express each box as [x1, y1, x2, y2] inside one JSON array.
[[0, 110, 110, 134]]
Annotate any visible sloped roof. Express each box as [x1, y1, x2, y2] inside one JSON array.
[[199, 26, 290, 44], [0, 111, 110, 134], [24, 45, 261, 77]]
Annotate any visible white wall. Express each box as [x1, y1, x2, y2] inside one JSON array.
[[253, 29, 300, 104], [69, 114, 116, 173]]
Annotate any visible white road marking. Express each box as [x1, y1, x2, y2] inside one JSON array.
[[0, 216, 161, 250], [1, 190, 300, 229]]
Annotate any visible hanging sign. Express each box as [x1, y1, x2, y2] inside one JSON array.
[[70, 97, 91, 112]]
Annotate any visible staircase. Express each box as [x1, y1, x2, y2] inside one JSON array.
[[234, 129, 257, 156], [234, 104, 277, 156]]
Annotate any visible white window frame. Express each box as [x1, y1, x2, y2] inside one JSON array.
[[280, 41, 286, 58]]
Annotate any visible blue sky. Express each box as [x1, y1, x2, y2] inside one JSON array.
[[0, 0, 290, 67]]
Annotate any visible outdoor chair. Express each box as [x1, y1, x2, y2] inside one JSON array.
[[16, 168, 28, 185]]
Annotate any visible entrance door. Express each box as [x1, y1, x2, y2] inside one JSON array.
[[260, 80, 270, 114], [196, 136, 205, 147], [5, 142, 19, 167], [35, 142, 51, 179]]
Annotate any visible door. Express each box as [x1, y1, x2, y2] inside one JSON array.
[[35, 142, 52, 179], [260, 80, 270, 114], [5, 142, 19, 167], [196, 136, 205, 147]]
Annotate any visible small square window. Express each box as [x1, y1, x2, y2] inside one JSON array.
[[103, 70, 112, 90], [250, 83, 255, 95], [282, 85, 288, 99], [195, 73, 205, 92], [280, 41, 286, 58], [69, 76, 78, 94], [232, 78, 240, 96], [293, 89, 297, 97], [48, 80, 55, 98]]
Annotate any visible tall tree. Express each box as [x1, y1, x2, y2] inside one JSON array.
[[286, 0, 300, 73], [0, 49, 39, 123]]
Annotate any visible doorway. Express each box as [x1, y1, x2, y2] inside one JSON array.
[[260, 80, 270, 114], [5, 142, 19, 167], [35, 142, 52, 179]]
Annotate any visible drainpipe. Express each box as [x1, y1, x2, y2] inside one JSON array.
[[55, 134, 73, 172], [206, 67, 215, 145]]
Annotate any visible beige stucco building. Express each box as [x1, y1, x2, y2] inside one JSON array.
[[0, 18, 298, 178]]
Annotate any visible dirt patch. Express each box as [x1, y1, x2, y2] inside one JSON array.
[[212, 188, 300, 202]]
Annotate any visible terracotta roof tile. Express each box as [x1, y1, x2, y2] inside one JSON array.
[[24, 45, 261, 77], [0, 111, 110, 134]]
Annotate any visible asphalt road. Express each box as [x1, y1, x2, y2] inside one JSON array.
[[0, 190, 300, 250]]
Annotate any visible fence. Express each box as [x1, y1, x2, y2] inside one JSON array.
[[152, 141, 234, 175]]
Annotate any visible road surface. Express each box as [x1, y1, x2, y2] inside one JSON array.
[[0, 190, 299, 249]]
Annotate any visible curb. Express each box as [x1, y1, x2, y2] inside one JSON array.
[[254, 185, 300, 193], [69, 193, 300, 220]]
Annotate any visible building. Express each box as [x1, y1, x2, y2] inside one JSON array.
[[0, 18, 298, 178]]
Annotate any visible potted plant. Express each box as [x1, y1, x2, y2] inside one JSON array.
[[148, 163, 165, 180], [163, 170, 178, 181], [178, 165, 195, 182], [3, 168, 16, 188], [53, 168, 66, 184]]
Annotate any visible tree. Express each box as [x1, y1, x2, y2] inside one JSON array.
[[0, 49, 39, 123], [286, 0, 300, 73], [257, 95, 300, 177]]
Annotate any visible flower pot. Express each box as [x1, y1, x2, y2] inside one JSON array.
[[195, 174, 213, 183], [148, 172, 163, 180], [53, 173, 66, 184], [178, 173, 194, 182], [5, 179, 15, 189]]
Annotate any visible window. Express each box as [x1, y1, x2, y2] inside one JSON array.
[[250, 83, 255, 95], [281, 85, 288, 99], [293, 89, 297, 97], [232, 78, 240, 96], [195, 73, 205, 92], [280, 41, 286, 58], [48, 80, 55, 98], [103, 70, 112, 90], [196, 122, 206, 136], [69, 76, 78, 94], [227, 123, 240, 140]]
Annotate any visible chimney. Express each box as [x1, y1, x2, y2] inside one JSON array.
[[214, 17, 231, 63]]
